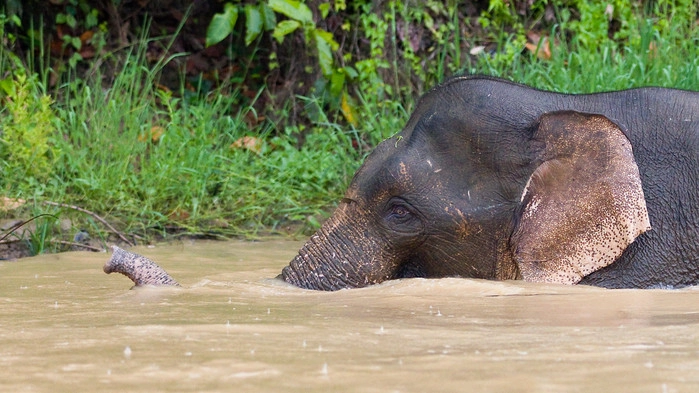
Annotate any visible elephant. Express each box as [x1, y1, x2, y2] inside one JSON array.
[[281, 75, 699, 290], [103, 76, 698, 291]]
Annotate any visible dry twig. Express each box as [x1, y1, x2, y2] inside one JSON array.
[[43, 201, 135, 247], [51, 240, 104, 252]]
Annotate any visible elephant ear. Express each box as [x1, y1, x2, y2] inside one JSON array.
[[511, 111, 651, 284]]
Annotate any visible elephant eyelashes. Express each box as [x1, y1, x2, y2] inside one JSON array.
[[384, 199, 423, 234], [340, 197, 356, 205], [390, 205, 410, 219]]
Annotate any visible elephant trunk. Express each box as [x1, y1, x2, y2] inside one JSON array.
[[104, 245, 180, 287], [282, 234, 357, 290], [282, 213, 394, 291]]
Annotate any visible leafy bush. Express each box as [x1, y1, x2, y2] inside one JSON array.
[[0, 72, 59, 187]]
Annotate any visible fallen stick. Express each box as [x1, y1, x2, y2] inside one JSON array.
[[51, 240, 104, 252], [43, 201, 134, 247], [0, 214, 57, 242]]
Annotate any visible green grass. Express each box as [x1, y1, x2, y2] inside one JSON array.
[[1, 6, 698, 252], [1, 41, 402, 246], [474, 17, 699, 92], [47, 62, 373, 237]]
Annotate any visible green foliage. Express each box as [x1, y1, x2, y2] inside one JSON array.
[[0, 11, 21, 43], [566, 1, 638, 49], [0, 72, 59, 187], [353, 9, 390, 95], [0, 213, 60, 256], [206, 1, 349, 108], [26, 214, 58, 255], [473, 0, 699, 93], [206, 3, 241, 47], [474, 0, 698, 74], [17, 40, 366, 237], [267, 0, 341, 82], [0, 0, 698, 245]]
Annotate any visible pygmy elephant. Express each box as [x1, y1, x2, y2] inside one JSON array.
[[281, 75, 699, 290]]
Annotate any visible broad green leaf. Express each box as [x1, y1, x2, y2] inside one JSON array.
[[68, 52, 82, 68], [268, 0, 313, 24], [62, 35, 81, 50], [57, 13, 77, 28], [244, 4, 263, 45], [319, 3, 330, 19], [343, 66, 358, 79], [259, 3, 277, 31], [272, 20, 301, 43], [70, 36, 82, 50], [0, 77, 13, 96], [313, 28, 339, 51], [340, 91, 358, 127], [86, 9, 99, 28], [10, 14, 21, 27], [206, 3, 238, 47], [329, 69, 345, 97], [314, 29, 334, 76], [66, 13, 77, 29]]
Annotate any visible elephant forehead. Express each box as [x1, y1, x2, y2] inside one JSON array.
[[347, 154, 439, 203], [366, 160, 414, 197]]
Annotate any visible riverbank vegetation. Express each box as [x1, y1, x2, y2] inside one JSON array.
[[1, 0, 697, 256]]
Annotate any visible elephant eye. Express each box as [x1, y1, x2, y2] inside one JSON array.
[[387, 201, 416, 223], [391, 205, 410, 218], [384, 199, 424, 234]]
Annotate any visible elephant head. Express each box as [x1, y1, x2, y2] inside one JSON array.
[[282, 78, 651, 290]]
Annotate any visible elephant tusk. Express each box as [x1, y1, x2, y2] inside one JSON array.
[[103, 245, 180, 287]]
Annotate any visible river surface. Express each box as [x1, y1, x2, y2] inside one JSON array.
[[1, 240, 699, 392]]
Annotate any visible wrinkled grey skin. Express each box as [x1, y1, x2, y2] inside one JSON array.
[[104, 246, 179, 287], [282, 75, 699, 290]]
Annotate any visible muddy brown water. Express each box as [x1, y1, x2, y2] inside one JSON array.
[[1, 240, 699, 392]]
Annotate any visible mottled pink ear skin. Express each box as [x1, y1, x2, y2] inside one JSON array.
[[511, 111, 651, 284]]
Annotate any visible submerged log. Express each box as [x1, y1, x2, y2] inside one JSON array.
[[104, 245, 180, 287]]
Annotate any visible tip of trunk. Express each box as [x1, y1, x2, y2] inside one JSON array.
[[104, 245, 180, 287], [282, 252, 373, 291]]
